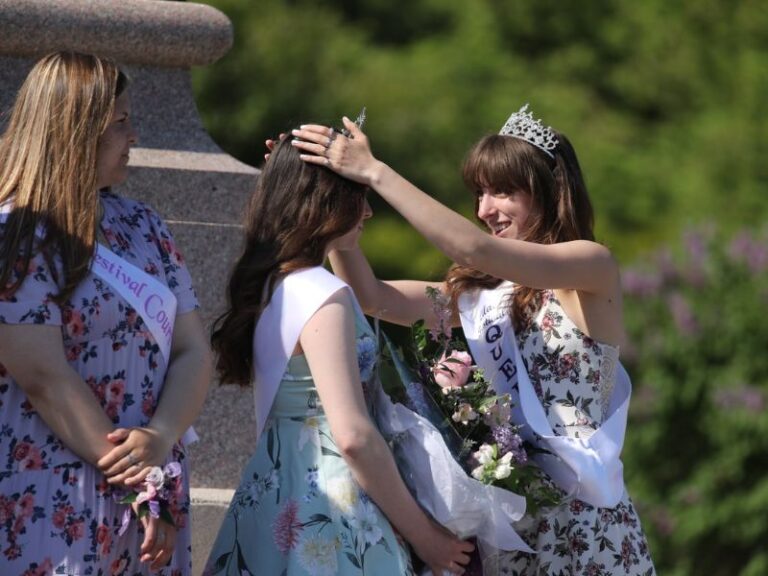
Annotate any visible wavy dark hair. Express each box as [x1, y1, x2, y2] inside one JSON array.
[[211, 134, 368, 385], [0, 51, 128, 303], [445, 131, 595, 331]]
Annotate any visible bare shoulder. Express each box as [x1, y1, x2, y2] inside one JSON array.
[[301, 287, 356, 340]]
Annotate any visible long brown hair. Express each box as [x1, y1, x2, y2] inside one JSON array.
[[0, 51, 128, 303], [445, 131, 595, 330], [211, 135, 368, 385]]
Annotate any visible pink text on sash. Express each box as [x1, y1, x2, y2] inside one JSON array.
[[93, 252, 172, 348]]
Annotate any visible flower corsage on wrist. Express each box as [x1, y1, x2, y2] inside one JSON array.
[[117, 462, 182, 535]]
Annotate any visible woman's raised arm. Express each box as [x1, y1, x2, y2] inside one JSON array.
[[294, 119, 619, 296], [328, 245, 447, 327]]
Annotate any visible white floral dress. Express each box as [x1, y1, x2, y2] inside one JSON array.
[[0, 192, 197, 575], [492, 290, 656, 576], [203, 312, 414, 576]]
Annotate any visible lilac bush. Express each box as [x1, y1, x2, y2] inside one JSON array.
[[621, 227, 768, 576]]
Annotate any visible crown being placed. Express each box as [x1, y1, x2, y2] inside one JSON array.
[[499, 104, 558, 158], [341, 107, 367, 137]]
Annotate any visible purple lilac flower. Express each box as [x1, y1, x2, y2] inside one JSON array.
[[714, 385, 765, 413], [491, 426, 527, 464], [682, 229, 709, 286], [622, 269, 662, 298], [655, 249, 678, 284], [747, 244, 768, 274], [428, 288, 452, 342], [684, 230, 707, 262], [727, 231, 768, 274], [666, 292, 698, 336], [728, 231, 754, 262]]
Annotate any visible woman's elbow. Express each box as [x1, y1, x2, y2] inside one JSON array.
[[335, 424, 379, 462], [453, 235, 490, 268]]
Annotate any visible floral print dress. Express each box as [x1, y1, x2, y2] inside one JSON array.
[[492, 290, 656, 576], [0, 192, 198, 575], [203, 312, 414, 576]]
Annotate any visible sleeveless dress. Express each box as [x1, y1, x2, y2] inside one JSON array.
[[0, 192, 197, 575], [493, 290, 656, 576], [203, 312, 414, 576]]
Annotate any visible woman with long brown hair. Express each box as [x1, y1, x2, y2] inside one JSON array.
[[291, 106, 657, 574], [203, 134, 473, 575], [0, 51, 211, 573]]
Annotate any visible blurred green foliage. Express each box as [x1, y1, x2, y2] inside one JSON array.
[[622, 228, 768, 576], [192, 2, 768, 574], [193, 0, 768, 270]]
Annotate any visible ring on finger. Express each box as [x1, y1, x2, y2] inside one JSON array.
[[126, 453, 137, 467]]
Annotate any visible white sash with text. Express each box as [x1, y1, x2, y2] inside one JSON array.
[[459, 285, 631, 509], [93, 245, 198, 445], [93, 244, 177, 362]]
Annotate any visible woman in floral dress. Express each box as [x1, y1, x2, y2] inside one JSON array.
[[291, 107, 656, 575], [0, 52, 211, 574], [203, 134, 473, 575]]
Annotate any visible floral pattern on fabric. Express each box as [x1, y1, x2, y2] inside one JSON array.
[[0, 192, 197, 574], [492, 290, 656, 576], [203, 314, 414, 576]]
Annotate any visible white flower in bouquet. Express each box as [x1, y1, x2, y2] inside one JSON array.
[[452, 402, 478, 425], [144, 466, 165, 488], [494, 452, 515, 480], [470, 443, 515, 482]]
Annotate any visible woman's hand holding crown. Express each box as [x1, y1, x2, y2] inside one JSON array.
[[291, 117, 384, 187]]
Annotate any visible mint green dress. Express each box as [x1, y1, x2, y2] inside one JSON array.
[[203, 314, 414, 576]]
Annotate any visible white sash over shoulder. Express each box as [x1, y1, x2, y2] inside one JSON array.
[[252, 267, 350, 443], [0, 204, 179, 362], [92, 245, 177, 362], [92, 245, 199, 446], [459, 286, 630, 509], [1, 201, 197, 445]]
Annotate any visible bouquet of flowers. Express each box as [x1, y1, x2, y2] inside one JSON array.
[[117, 461, 182, 535], [400, 287, 560, 515], [369, 290, 545, 570]]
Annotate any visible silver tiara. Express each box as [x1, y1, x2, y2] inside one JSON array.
[[341, 107, 366, 137], [499, 104, 558, 158]]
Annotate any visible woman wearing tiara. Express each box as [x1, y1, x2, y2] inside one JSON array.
[[290, 105, 656, 575], [202, 131, 473, 575]]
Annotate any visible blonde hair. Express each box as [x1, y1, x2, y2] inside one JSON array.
[[0, 51, 128, 302]]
